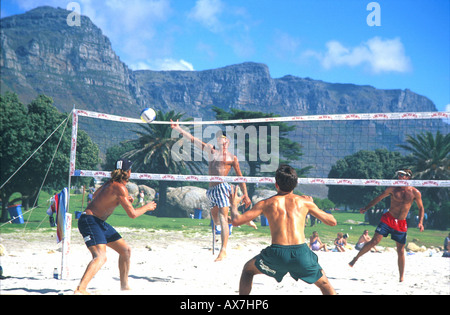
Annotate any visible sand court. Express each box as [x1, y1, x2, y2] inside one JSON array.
[[0, 228, 448, 295]]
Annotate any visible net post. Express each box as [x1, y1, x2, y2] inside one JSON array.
[[60, 213, 72, 280], [61, 107, 78, 280]]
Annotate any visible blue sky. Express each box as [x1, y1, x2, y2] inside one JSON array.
[[1, 0, 449, 112]]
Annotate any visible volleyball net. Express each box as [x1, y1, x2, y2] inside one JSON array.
[[70, 109, 449, 188]]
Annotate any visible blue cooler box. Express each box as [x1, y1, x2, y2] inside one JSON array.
[[8, 204, 24, 224], [194, 208, 202, 219], [261, 215, 269, 226]]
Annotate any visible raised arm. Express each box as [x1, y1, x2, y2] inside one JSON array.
[[232, 156, 252, 208], [229, 186, 263, 226], [170, 119, 214, 153]]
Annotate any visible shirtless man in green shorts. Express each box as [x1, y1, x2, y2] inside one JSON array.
[[229, 164, 337, 295]]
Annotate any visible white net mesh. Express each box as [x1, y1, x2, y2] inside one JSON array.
[[70, 109, 449, 188]]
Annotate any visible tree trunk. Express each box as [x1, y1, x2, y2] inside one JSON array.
[[155, 181, 168, 217]]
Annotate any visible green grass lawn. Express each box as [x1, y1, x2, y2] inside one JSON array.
[[1, 190, 448, 249]]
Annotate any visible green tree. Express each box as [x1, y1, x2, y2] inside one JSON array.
[[122, 110, 204, 217], [398, 131, 449, 181], [0, 92, 32, 221], [398, 131, 449, 229], [0, 93, 100, 221], [328, 149, 408, 210]]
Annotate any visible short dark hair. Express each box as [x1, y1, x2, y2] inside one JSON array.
[[275, 164, 298, 192]]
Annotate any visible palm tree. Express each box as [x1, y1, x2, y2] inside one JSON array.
[[398, 131, 449, 205], [123, 110, 204, 217], [398, 131, 449, 180]]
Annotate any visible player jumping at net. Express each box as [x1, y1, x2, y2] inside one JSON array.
[[75, 159, 157, 295], [349, 169, 424, 282], [229, 164, 337, 295], [170, 120, 257, 261]]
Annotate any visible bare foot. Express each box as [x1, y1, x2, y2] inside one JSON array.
[[247, 220, 258, 230], [74, 287, 91, 295], [121, 284, 131, 291], [215, 250, 227, 262], [349, 258, 357, 267]]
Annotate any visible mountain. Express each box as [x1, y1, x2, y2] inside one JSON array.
[[1, 6, 143, 116], [1, 6, 444, 187], [1, 6, 437, 120]]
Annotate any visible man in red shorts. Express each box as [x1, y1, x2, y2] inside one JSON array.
[[349, 169, 424, 282]]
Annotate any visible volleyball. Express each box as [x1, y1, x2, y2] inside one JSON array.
[[140, 108, 156, 123]]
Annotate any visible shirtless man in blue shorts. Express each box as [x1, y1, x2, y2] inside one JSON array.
[[171, 120, 256, 261], [230, 164, 337, 295], [75, 159, 157, 294], [349, 169, 424, 282]]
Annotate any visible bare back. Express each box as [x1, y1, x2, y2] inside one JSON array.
[[256, 193, 336, 245], [85, 180, 125, 221]]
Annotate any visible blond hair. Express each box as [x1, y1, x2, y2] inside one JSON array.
[[110, 169, 130, 183]]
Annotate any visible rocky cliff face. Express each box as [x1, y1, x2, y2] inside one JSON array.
[[1, 6, 142, 116], [1, 6, 437, 120], [1, 6, 443, 183], [136, 63, 437, 120]]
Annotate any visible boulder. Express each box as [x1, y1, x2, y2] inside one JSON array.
[[126, 182, 156, 201], [126, 182, 139, 198], [252, 189, 277, 204], [166, 186, 210, 218], [138, 185, 156, 201], [406, 242, 426, 252]]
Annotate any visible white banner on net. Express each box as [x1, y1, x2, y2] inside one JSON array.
[[71, 109, 450, 187], [75, 109, 449, 124], [73, 170, 450, 187]]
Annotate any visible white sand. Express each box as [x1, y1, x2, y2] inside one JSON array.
[[0, 227, 449, 295]]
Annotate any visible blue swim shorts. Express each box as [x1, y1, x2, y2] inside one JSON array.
[[375, 221, 407, 245], [206, 182, 231, 208], [78, 214, 122, 248]]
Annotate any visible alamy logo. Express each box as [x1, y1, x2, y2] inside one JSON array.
[[367, 2, 381, 27], [66, 2, 81, 27], [171, 123, 280, 172]]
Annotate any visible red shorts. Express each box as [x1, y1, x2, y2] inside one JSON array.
[[380, 212, 407, 233]]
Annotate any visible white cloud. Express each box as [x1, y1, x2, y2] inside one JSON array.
[[130, 59, 194, 71], [445, 104, 450, 112], [79, 0, 177, 68], [188, 0, 224, 32], [305, 37, 412, 74]]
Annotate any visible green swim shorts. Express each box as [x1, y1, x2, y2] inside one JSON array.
[[254, 243, 323, 284]]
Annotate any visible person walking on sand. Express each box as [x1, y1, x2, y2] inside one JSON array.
[[349, 169, 424, 282], [75, 159, 156, 295], [229, 164, 337, 295], [170, 120, 256, 262]]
